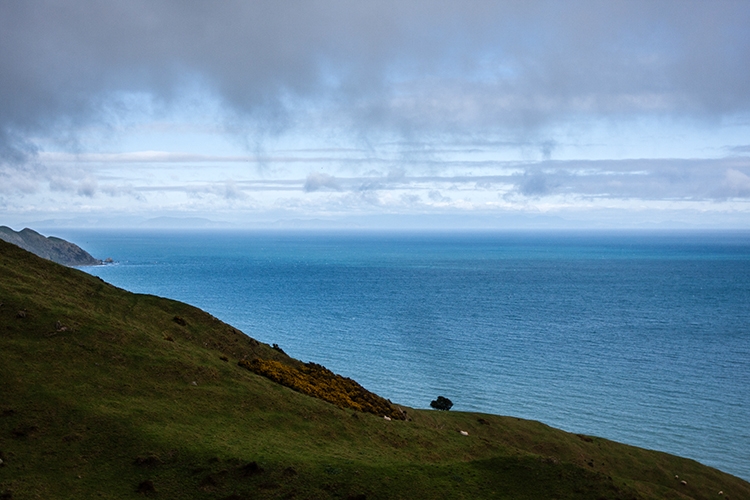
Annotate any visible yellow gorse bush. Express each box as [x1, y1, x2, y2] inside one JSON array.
[[239, 358, 404, 420]]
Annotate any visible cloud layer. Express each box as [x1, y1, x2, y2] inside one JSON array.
[[1, 1, 750, 227], [3, 2, 750, 147]]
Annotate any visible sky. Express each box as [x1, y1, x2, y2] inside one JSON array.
[[2, 0, 750, 230]]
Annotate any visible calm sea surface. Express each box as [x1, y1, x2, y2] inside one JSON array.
[[63, 230, 750, 480]]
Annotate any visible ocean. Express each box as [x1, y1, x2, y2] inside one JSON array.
[[60, 229, 750, 480]]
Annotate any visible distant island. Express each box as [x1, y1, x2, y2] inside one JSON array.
[[0, 226, 102, 266]]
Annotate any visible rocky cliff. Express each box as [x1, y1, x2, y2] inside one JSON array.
[[0, 226, 101, 266]]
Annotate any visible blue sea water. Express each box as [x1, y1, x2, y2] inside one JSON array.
[[64, 229, 750, 480]]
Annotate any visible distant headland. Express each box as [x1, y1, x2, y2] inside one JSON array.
[[0, 226, 103, 266]]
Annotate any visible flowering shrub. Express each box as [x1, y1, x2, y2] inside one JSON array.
[[239, 358, 404, 420]]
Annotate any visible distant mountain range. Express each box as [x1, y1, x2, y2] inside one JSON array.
[[0, 226, 101, 266]]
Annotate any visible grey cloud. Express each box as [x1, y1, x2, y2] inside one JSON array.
[[0, 169, 40, 195], [400, 194, 422, 206], [304, 173, 341, 192], [49, 175, 135, 199], [428, 190, 451, 202], [2, 0, 750, 170], [45, 165, 145, 200], [48, 176, 76, 193], [0, 129, 39, 166], [179, 182, 251, 202], [717, 169, 750, 199], [1, 159, 50, 195], [518, 172, 557, 196], [358, 180, 383, 192], [509, 158, 750, 200], [76, 179, 98, 198], [358, 168, 408, 191], [387, 168, 406, 182], [17, 154, 750, 205], [100, 184, 145, 201], [289, 157, 750, 201], [539, 141, 557, 161], [354, 190, 383, 207], [180, 158, 750, 202], [220, 182, 247, 201], [183, 181, 249, 201]]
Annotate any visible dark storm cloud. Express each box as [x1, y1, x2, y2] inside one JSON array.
[[1, 0, 750, 166]]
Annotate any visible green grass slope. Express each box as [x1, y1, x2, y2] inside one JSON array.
[[1, 239, 748, 499]]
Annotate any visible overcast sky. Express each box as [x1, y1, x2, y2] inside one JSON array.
[[2, 0, 750, 229]]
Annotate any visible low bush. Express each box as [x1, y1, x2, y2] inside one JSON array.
[[239, 358, 404, 420], [430, 396, 453, 411]]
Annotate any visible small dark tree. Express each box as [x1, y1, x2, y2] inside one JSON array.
[[430, 396, 453, 411]]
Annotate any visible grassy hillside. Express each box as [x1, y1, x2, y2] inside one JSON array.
[[1, 239, 748, 499]]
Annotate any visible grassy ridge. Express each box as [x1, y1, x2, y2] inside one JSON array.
[[1, 239, 748, 499]]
